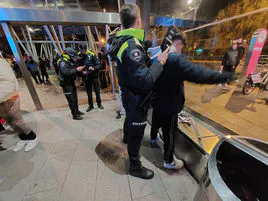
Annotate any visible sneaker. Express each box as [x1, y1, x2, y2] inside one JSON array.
[[217, 83, 223, 87], [116, 113, 122, 119], [25, 137, 39, 152], [164, 159, 184, 170], [13, 140, 27, 152], [151, 133, 160, 144]]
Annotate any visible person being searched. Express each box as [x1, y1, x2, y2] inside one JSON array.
[[151, 32, 236, 170], [109, 3, 170, 180], [78, 45, 104, 112], [0, 58, 39, 152], [58, 48, 85, 120]]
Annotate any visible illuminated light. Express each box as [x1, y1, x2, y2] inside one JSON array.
[[226, 135, 232, 139], [187, 0, 192, 4], [101, 38, 105, 43], [195, 48, 203, 53]]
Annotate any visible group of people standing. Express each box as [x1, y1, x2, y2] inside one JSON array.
[[25, 56, 50, 84], [108, 3, 235, 180], [57, 45, 104, 120]]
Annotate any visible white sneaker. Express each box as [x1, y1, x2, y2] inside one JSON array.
[[24, 137, 39, 152], [164, 159, 184, 170], [13, 140, 27, 152], [217, 83, 222, 86]]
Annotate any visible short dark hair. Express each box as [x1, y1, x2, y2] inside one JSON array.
[[172, 32, 187, 46], [120, 3, 140, 29]]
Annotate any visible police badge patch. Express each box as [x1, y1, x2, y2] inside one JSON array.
[[130, 49, 142, 62]]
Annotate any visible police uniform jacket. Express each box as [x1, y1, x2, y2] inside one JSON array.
[[109, 28, 163, 97], [79, 50, 100, 79], [58, 54, 78, 86]]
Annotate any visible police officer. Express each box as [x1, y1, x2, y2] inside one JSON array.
[[58, 48, 85, 120], [78, 45, 104, 112], [151, 32, 235, 169], [109, 3, 169, 179]]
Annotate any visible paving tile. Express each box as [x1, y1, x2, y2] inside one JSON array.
[[72, 141, 98, 163], [27, 150, 73, 195], [158, 168, 198, 201], [133, 191, 170, 201], [23, 188, 60, 201], [129, 157, 166, 200], [95, 160, 131, 201], [59, 162, 97, 201], [0, 149, 49, 201]]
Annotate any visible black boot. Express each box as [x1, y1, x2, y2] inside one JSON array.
[[73, 115, 83, 120], [86, 105, 94, 112], [98, 104, 104, 109], [129, 157, 154, 179], [77, 111, 84, 115]]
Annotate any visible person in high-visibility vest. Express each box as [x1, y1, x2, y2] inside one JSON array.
[[57, 48, 85, 120], [108, 3, 169, 180], [78, 45, 104, 112]]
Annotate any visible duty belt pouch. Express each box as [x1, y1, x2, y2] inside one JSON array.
[[136, 90, 157, 113]]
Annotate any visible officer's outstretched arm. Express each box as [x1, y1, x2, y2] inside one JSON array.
[[124, 47, 163, 93], [176, 55, 233, 84], [59, 61, 77, 77]]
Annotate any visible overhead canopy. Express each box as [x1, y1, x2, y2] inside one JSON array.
[[0, 8, 120, 25]]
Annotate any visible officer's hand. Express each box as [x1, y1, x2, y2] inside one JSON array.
[[157, 46, 170, 65], [220, 66, 223, 71], [89, 67, 94, 71], [76, 66, 86, 72]]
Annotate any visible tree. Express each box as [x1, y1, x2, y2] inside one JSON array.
[[210, 0, 268, 51]]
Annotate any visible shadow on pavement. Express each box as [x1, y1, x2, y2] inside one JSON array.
[[201, 86, 229, 104], [225, 88, 257, 113]]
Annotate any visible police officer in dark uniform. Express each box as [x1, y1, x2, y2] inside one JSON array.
[[109, 3, 169, 179], [78, 45, 104, 112], [58, 48, 85, 120]]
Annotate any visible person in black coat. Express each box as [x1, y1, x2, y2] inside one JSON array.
[[220, 40, 239, 86], [150, 32, 235, 170], [39, 57, 50, 82]]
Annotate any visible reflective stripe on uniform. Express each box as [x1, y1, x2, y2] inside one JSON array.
[[117, 41, 129, 63], [57, 54, 69, 64], [117, 38, 145, 63]]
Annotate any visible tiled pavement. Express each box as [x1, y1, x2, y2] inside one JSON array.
[[0, 101, 198, 201]]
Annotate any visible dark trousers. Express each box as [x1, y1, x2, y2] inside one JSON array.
[[223, 65, 235, 84], [85, 77, 102, 107], [62, 84, 79, 117], [150, 108, 178, 163], [41, 70, 49, 81], [150, 108, 161, 140], [122, 89, 147, 159], [99, 70, 108, 89], [30, 71, 43, 83]]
